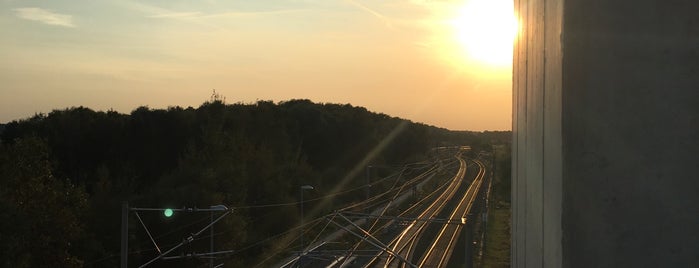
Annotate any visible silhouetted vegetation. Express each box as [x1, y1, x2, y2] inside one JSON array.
[[0, 99, 510, 267]]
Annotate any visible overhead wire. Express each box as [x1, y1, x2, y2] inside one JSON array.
[[338, 165, 409, 264], [337, 158, 457, 213], [97, 158, 454, 267], [230, 168, 405, 210], [232, 162, 444, 266], [127, 165, 416, 267], [139, 164, 426, 264], [336, 158, 462, 265], [334, 163, 440, 213], [85, 210, 224, 266], [230, 159, 433, 210], [205, 212, 336, 267]]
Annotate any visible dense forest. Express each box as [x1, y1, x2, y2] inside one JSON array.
[[0, 98, 509, 267]]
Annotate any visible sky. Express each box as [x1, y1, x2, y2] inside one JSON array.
[[0, 0, 514, 131]]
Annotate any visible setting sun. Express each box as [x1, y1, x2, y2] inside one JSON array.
[[450, 0, 518, 67]]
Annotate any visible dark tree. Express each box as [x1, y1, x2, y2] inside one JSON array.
[[0, 137, 88, 267]]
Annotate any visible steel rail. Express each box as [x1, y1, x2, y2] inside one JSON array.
[[418, 159, 485, 268], [381, 154, 468, 268]]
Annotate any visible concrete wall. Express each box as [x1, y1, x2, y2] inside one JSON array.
[[512, 0, 562, 266], [513, 0, 699, 267]]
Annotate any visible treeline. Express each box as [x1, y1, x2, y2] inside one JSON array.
[[0, 99, 509, 267]]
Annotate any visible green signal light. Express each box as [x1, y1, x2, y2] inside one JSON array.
[[164, 208, 174, 217]]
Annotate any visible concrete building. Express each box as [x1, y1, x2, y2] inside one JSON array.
[[512, 0, 699, 267]]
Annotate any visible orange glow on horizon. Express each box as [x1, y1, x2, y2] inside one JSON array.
[[0, 1, 514, 130]]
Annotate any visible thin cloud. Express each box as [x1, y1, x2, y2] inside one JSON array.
[[199, 9, 306, 18], [14, 7, 75, 27], [113, 0, 227, 31], [149, 12, 203, 19], [344, 0, 393, 28], [148, 9, 305, 20]]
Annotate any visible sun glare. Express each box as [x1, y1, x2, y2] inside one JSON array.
[[450, 0, 518, 67]]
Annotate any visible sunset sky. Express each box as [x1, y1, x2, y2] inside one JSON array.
[[0, 0, 514, 131]]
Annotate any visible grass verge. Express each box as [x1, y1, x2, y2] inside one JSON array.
[[480, 144, 511, 268]]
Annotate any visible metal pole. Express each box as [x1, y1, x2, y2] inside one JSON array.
[[210, 210, 214, 268], [366, 165, 371, 201], [138, 210, 231, 268], [300, 186, 304, 255], [298, 185, 313, 263], [121, 202, 129, 268], [365, 165, 372, 215]]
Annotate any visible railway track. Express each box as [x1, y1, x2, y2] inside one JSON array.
[[417, 159, 486, 268], [362, 154, 469, 268]]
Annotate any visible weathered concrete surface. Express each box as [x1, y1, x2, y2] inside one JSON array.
[[512, 0, 562, 267], [562, 0, 699, 266], [513, 0, 699, 267]]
